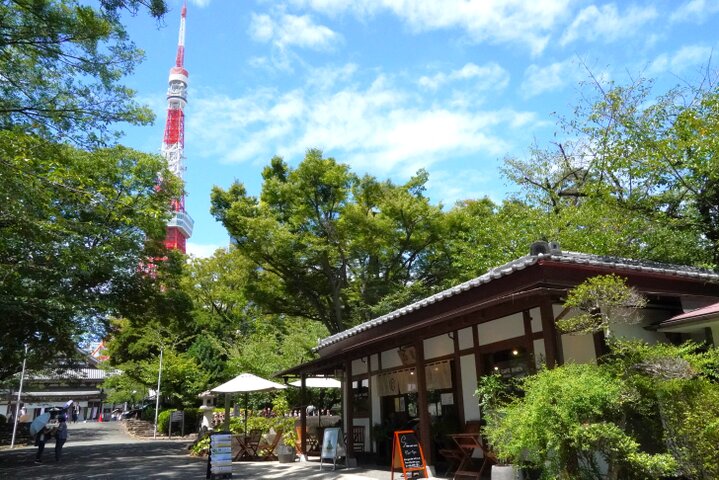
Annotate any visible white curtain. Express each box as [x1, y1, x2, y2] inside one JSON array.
[[375, 361, 451, 396]]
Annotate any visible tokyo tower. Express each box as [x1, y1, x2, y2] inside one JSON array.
[[162, 2, 193, 253]]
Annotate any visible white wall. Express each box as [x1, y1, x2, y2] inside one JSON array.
[[478, 312, 524, 345], [458, 327, 473, 350], [530, 307, 543, 333], [352, 358, 368, 375], [424, 334, 453, 359], [460, 354, 480, 421], [561, 334, 596, 364], [612, 308, 670, 344], [380, 349, 403, 369], [533, 339, 547, 369]]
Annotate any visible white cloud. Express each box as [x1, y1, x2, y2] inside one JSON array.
[[290, 0, 573, 56], [560, 4, 657, 46], [671, 0, 719, 23], [248, 12, 341, 51], [188, 0, 212, 7], [186, 69, 538, 178], [648, 45, 712, 75], [418, 62, 510, 91], [187, 242, 225, 258], [521, 58, 583, 98], [427, 169, 503, 207]]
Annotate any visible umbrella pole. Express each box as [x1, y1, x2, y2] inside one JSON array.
[[244, 392, 248, 434], [224, 393, 231, 432]]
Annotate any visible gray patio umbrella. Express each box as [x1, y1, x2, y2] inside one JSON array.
[[211, 373, 287, 432]]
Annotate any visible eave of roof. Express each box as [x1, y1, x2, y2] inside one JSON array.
[[659, 301, 719, 328], [315, 251, 719, 352]]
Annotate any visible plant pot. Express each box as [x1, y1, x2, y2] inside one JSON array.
[[491, 464, 522, 480], [277, 445, 296, 463]]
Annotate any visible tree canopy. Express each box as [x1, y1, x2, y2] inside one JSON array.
[[210, 150, 450, 334], [503, 73, 719, 267], [0, 0, 171, 145], [0, 0, 175, 379], [0, 131, 179, 380]]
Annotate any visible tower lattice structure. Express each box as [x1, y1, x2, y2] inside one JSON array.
[[162, 2, 193, 253]]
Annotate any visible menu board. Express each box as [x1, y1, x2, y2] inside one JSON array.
[[391, 430, 427, 479], [207, 432, 233, 479], [319, 427, 346, 470]]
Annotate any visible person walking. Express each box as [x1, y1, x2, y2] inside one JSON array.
[[55, 414, 68, 462], [34, 426, 48, 464]]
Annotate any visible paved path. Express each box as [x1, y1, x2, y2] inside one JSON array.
[[0, 421, 206, 479], [0, 422, 431, 479]]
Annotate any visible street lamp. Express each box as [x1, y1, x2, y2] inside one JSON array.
[[153, 348, 163, 439], [10, 344, 28, 448]]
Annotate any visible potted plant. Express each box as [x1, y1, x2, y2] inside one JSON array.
[[277, 428, 298, 463]]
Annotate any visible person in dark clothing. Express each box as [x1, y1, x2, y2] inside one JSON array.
[[55, 415, 68, 461], [34, 427, 48, 464]]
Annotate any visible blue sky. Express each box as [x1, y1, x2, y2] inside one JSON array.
[[119, 0, 719, 257]]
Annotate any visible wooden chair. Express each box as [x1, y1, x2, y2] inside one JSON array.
[[295, 425, 321, 457], [258, 429, 283, 461], [444, 421, 496, 480], [245, 429, 263, 459]]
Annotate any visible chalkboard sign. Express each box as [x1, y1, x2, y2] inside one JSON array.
[[391, 430, 427, 479], [319, 427, 346, 470]]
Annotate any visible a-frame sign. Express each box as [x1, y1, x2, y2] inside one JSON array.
[[391, 430, 428, 479]]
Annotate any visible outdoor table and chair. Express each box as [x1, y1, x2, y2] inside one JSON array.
[[258, 429, 283, 461], [440, 421, 497, 480], [232, 429, 262, 461]]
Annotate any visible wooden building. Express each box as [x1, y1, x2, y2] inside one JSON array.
[[280, 244, 719, 470]]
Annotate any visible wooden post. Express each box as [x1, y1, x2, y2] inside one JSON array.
[[414, 339, 432, 467], [345, 359, 355, 461], [540, 298, 561, 368], [300, 374, 307, 460]]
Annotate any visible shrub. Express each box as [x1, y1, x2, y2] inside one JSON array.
[[157, 408, 203, 435], [157, 410, 172, 435], [485, 363, 676, 479], [190, 435, 210, 456], [0, 414, 6, 424]]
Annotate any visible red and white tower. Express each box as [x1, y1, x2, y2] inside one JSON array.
[[162, 2, 193, 253]]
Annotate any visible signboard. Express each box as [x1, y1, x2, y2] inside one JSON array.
[[207, 432, 233, 479], [391, 430, 428, 479], [168, 410, 185, 439], [319, 427, 346, 470]]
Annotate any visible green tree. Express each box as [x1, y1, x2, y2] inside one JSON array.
[[442, 198, 548, 283], [503, 73, 719, 267], [0, 132, 179, 380], [0, 0, 172, 145], [557, 274, 647, 336], [210, 150, 449, 333]]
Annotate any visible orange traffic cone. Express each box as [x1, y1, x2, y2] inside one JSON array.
[[98, 414, 103, 422]]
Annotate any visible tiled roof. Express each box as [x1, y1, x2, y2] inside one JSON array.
[[664, 301, 719, 323], [316, 251, 719, 351], [29, 368, 117, 381], [24, 390, 101, 397]]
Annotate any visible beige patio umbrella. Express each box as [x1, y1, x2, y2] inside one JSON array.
[[289, 377, 341, 426], [211, 373, 287, 432]]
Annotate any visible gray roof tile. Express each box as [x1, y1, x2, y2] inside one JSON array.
[[315, 251, 719, 351]]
